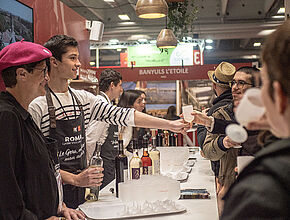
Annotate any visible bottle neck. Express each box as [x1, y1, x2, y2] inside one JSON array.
[[143, 141, 149, 156], [151, 137, 157, 149], [118, 139, 124, 154]]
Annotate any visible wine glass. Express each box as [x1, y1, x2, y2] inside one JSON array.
[[182, 105, 195, 123]]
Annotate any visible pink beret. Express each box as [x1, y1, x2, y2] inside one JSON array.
[[0, 40, 52, 74]]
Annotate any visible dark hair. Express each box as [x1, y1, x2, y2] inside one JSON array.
[[44, 35, 78, 61], [99, 69, 122, 92], [262, 20, 290, 100], [118, 90, 144, 108], [164, 105, 179, 120], [236, 66, 261, 87], [2, 60, 47, 88]]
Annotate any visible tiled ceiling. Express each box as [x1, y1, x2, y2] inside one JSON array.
[[61, 0, 286, 62]]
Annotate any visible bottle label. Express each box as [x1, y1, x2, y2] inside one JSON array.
[[131, 168, 140, 179], [143, 166, 152, 175], [153, 160, 160, 174]]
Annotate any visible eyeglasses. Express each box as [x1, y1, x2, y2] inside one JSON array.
[[230, 80, 253, 89], [33, 66, 48, 77]]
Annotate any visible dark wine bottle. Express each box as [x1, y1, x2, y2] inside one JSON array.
[[115, 130, 128, 197]]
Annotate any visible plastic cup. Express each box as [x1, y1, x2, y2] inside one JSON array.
[[235, 88, 265, 126], [182, 105, 194, 122], [226, 124, 248, 145]]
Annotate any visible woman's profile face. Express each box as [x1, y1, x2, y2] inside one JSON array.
[[133, 93, 146, 112]]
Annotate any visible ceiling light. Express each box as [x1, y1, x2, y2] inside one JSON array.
[[205, 39, 213, 44], [138, 39, 148, 43], [104, 0, 115, 2], [277, 7, 285, 14], [150, 40, 157, 44], [258, 29, 276, 36], [253, 42, 261, 47], [271, 15, 285, 19], [109, 39, 119, 44], [136, 0, 168, 19], [118, 14, 130, 21], [156, 29, 178, 48], [90, 61, 96, 66], [117, 48, 122, 52], [205, 45, 213, 50]]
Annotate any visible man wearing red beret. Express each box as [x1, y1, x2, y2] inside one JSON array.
[[0, 40, 85, 220]]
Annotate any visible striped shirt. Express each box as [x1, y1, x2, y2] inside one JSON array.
[[28, 88, 135, 137]]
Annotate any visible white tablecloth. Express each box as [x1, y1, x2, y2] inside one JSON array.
[[83, 150, 218, 220]]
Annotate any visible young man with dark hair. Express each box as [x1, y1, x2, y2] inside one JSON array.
[[0, 41, 84, 220], [86, 68, 124, 189], [221, 19, 290, 220], [29, 35, 188, 208]]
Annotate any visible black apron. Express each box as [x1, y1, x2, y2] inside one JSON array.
[[46, 87, 86, 209], [99, 92, 119, 189]]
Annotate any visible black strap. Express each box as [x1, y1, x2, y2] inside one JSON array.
[[212, 73, 229, 85], [45, 85, 57, 129]]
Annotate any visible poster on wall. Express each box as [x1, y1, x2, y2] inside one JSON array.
[[127, 43, 196, 67], [0, 0, 33, 50]]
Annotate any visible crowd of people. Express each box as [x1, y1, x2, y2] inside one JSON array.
[[0, 18, 289, 219]]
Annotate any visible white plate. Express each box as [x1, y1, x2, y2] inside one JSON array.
[[79, 201, 186, 220]]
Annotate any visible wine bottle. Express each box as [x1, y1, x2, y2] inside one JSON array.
[[169, 132, 177, 146], [149, 129, 160, 175], [85, 142, 103, 201], [115, 129, 128, 197], [129, 138, 142, 180], [141, 135, 152, 175], [164, 130, 169, 146]]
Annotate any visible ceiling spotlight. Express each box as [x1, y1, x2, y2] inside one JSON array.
[[136, 0, 168, 19], [205, 39, 213, 44], [109, 39, 119, 44], [118, 14, 130, 20], [205, 45, 213, 50], [253, 42, 261, 47], [156, 29, 178, 48], [277, 7, 285, 14]]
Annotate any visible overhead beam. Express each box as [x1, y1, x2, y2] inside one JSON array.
[[221, 0, 229, 17]]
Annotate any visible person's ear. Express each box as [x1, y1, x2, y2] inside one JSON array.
[[15, 68, 28, 80], [50, 57, 58, 67], [273, 80, 287, 114]]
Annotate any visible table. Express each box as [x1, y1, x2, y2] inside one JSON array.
[[83, 151, 218, 220]]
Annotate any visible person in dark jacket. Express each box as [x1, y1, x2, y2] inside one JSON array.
[[0, 41, 84, 220], [197, 61, 235, 182], [221, 19, 290, 219]]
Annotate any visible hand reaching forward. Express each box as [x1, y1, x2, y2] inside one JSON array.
[[184, 110, 212, 127], [74, 167, 104, 188], [168, 119, 191, 134]]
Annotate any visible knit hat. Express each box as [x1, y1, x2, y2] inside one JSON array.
[[207, 62, 236, 85], [0, 40, 52, 74]]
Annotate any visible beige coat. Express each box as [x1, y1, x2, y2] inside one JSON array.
[[202, 106, 238, 187]]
